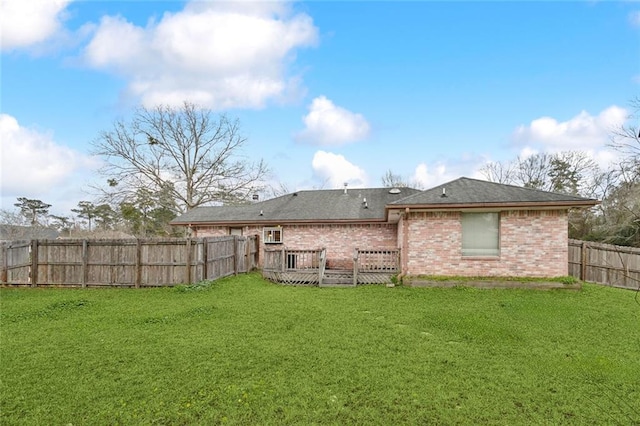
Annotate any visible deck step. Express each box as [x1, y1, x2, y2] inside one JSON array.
[[319, 280, 356, 288], [319, 272, 356, 287]]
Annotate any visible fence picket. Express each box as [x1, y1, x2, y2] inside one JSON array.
[[569, 239, 640, 290], [0, 236, 258, 288]]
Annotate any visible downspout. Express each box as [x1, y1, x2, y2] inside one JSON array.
[[397, 207, 410, 283]]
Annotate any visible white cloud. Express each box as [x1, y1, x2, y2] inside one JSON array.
[[83, 1, 318, 109], [311, 151, 368, 188], [0, 0, 72, 51], [629, 11, 640, 27], [512, 106, 627, 151], [511, 106, 627, 170], [0, 114, 99, 213], [296, 96, 371, 146], [412, 158, 485, 189], [412, 163, 454, 189]]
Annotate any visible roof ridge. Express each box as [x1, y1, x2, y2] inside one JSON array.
[[456, 176, 597, 200]]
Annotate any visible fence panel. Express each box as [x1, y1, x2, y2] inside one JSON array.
[[37, 239, 85, 287], [569, 239, 640, 290], [206, 236, 236, 281], [1, 240, 31, 285], [0, 235, 258, 287]]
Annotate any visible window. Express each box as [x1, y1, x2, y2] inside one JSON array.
[[263, 227, 283, 244], [229, 227, 243, 236], [461, 213, 499, 257]]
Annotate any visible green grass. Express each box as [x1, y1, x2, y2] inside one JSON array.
[[1, 273, 639, 425]]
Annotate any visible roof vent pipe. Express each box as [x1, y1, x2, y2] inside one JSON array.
[[441, 188, 447, 197], [344, 182, 348, 194]]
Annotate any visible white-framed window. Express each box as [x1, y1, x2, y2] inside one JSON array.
[[461, 212, 500, 257], [263, 227, 283, 244]]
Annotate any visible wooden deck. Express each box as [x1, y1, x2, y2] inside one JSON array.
[[262, 248, 399, 287]]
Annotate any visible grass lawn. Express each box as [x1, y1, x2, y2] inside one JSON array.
[[1, 273, 639, 425]]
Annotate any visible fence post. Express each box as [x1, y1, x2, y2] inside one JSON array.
[[1, 242, 7, 284], [234, 236, 239, 275], [202, 238, 209, 280], [580, 241, 588, 281], [135, 239, 142, 288], [185, 238, 192, 284], [82, 239, 88, 288], [245, 237, 251, 272], [30, 239, 38, 287]]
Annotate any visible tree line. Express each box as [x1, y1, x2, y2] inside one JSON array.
[[2, 102, 268, 238], [1, 99, 638, 246]]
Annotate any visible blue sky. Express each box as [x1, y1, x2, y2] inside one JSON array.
[[1, 0, 638, 216]]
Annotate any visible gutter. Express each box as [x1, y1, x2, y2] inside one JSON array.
[[387, 200, 599, 211]]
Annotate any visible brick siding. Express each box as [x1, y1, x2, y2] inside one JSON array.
[[193, 208, 569, 277], [404, 209, 568, 277], [195, 223, 398, 269]]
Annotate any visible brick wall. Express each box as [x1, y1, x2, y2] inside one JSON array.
[[404, 209, 568, 278], [193, 209, 569, 277], [195, 223, 398, 269]]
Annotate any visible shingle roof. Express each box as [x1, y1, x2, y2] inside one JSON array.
[[172, 178, 599, 225], [0, 225, 59, 241], [388, 177, 598, 207], [171, 187, 422, 224]]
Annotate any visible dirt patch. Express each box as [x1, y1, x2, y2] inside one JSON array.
[[403, 278, 581, 290]]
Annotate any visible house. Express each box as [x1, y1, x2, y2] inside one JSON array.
[[0, 225, 59, 242], [170, 177, 598, 282]]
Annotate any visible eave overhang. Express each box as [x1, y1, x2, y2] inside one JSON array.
[[171, 218, 391, 227], [384, 200, 600, 219], [387, 200, 600, 212]]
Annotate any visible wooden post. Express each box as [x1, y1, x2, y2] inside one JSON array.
[[254, 234, 260, 267], [30, 240, 38, 287], [135, 239, 142, 288], [233, 236, 239, 275], [281, 247, 286, 272], [82, 239, 88, 288], [202, 238, 209, 280], [580, 241, 588, 281], [353, 248, 359, 286], [245, 237, 251, 272], [185, 238, 192, 284], [318, 249, 324, 286], [625, 263, 629, 289], [1, 242, 7, 284]]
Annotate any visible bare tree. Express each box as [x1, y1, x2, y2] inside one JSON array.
[[381, 170, 408, 188], [482, 152, 600, 197], [479, 161, 516, 184], [609, 96, 640, 166], [380, 169, 424, 189], [92, 101, 269, 213]]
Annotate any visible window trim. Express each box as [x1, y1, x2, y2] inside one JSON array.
[[263, 226, 283, 244], [461, 212, 500, 258]]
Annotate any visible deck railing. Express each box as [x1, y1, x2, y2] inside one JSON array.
[[354, 248, 400, 272], [263, 247, 398, 286], [353, 248, 400, 285], [263, 248, 327, 285]]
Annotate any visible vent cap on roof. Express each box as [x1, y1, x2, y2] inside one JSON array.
[[389, 188, 401, 194]]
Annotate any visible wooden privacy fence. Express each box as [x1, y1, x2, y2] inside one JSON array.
[[0, 236, 258, 288], [568, 239, 640, 290]]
